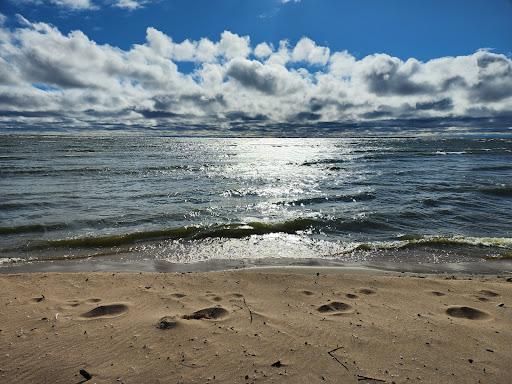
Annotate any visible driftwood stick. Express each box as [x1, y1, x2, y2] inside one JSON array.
[[242, 297, 253, 324], [357, 374, 386, 382], [327, 346, 349, 371]]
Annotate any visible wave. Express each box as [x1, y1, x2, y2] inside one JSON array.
[[0, 201, 56, 211], [277, 192, 376, 206], [395, 235, 512, 249], [0, 223, 66, 235], [333, 235, 512, 255], [0, 213, 186, 235], [480, 185, 512, 197], [434, 151, 467, 155], [39, 221, 312, 249], [471, 165, 512, 172], [301, 159, 345, 166], [0, 257, 24, 265], [0, 164, 202, 177], [24, 216, 390, 250], [0, 156, 28, 161], [4, 231, 512, 266]]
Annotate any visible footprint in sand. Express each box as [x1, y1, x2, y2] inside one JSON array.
[[302, 290, 314, 296], [479, 290, 499, 297], [81, 304, 129, 319], [430, 291, 446, 297], [170, 293, 186, 299], [317, 302, 352, 314], [55, 299, 82, 310], [58, 298, 102, 310], [446, 306, 490, 320], [183, 307, 229, 320], [86, 298, 102, 303], [359, 288, 376, 295], [345, 293, 358, 299], [205, 293, 223, 302]]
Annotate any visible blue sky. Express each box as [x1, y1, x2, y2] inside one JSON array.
[[0, 0, 511, 135], [2, 0, 511, 61]]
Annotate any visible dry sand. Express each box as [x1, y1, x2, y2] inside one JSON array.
[[0, 268, 511, 383]]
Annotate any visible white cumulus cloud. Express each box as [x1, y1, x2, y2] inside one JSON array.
[[113, 0, 143, 10], [0, 16, 511, 134]]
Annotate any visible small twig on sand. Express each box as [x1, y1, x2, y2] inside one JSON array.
[[180, 362, 206, 369], [243, 298, 253, 324], [327, 346, 348, 371], [357, 374, 386, 382]]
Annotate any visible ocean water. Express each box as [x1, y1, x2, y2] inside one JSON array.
[[1, 135, 512, 272]]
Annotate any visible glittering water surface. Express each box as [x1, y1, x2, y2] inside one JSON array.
[[1, 135, 511, 270]]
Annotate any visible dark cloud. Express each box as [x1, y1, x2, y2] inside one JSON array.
[[136, 109, 181, 119], [360, 109, 394, 119], [308, 97, 353, 113], [0, 109, 61, 118], [83, 108, 132, 117], [0, 92, 50, 109], [293, 111, 322, 121], [469, 52, 512, 102], [364, 58, 434, 96], [153, 93, 227, 111], [470, 82, 512, 102], [366, 73, 433, 96], [441, 76, 467, 91], [17, 50, 90, 89], [226, 60, 278, 94], [309, 101, 323, 112], [415, 98, 453, 111], [476, 52, 510, 69], [225, 111, 269, 122]]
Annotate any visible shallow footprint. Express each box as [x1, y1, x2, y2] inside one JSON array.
[[170, 293, 186, 299], [479, 290, 499, 297], [317, 302, 352, 313], [183, 307, 229, 320], [359, 288, 376, 295], [81, 304, 129, 319], [345, 293, 358, 299], [58, 300, 81, 310], [86, 298, 102, 303], [302, 290, 314, 296], [430, 291, 446, 297], [446, 306, 490, 320]]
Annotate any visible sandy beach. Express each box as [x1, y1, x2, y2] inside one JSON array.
[[0, 268, 511, 383]]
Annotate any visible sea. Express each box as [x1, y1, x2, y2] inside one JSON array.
[[1, 135, 511, 273]]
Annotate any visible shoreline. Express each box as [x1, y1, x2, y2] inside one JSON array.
[[1, 268, 511, 383], [2, 256, 512, 275]]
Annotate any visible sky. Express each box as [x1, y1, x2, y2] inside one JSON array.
[[0, 0, 511, 135]]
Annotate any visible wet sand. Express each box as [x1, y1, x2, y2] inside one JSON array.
[[0, 268, 511, 383]]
